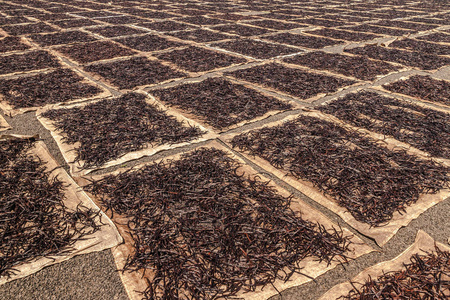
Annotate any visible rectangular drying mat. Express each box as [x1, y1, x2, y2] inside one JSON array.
[[37, 92, 216, 176], [0, 134, 122, 285], [77, 140, 373, 300], [0, 68, 110, 117], [319, 230, 450, 299], [148, 76, 301, 133], [222, 111, 450, 246], [315, 96, 450, 167]]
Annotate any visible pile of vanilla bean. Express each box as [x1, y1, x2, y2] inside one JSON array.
[[318, 91, 450, 158], [41, 93, 204, 169], [87, 148, 351, 299], [231, 115, 449, 226], [0, 138, 100, 278], [340, 247, 450, 299]]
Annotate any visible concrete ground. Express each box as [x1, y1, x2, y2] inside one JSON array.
[[0, 0, 449, 299]]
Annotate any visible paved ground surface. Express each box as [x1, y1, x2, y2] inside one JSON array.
[[0, 0, 449, 299]]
